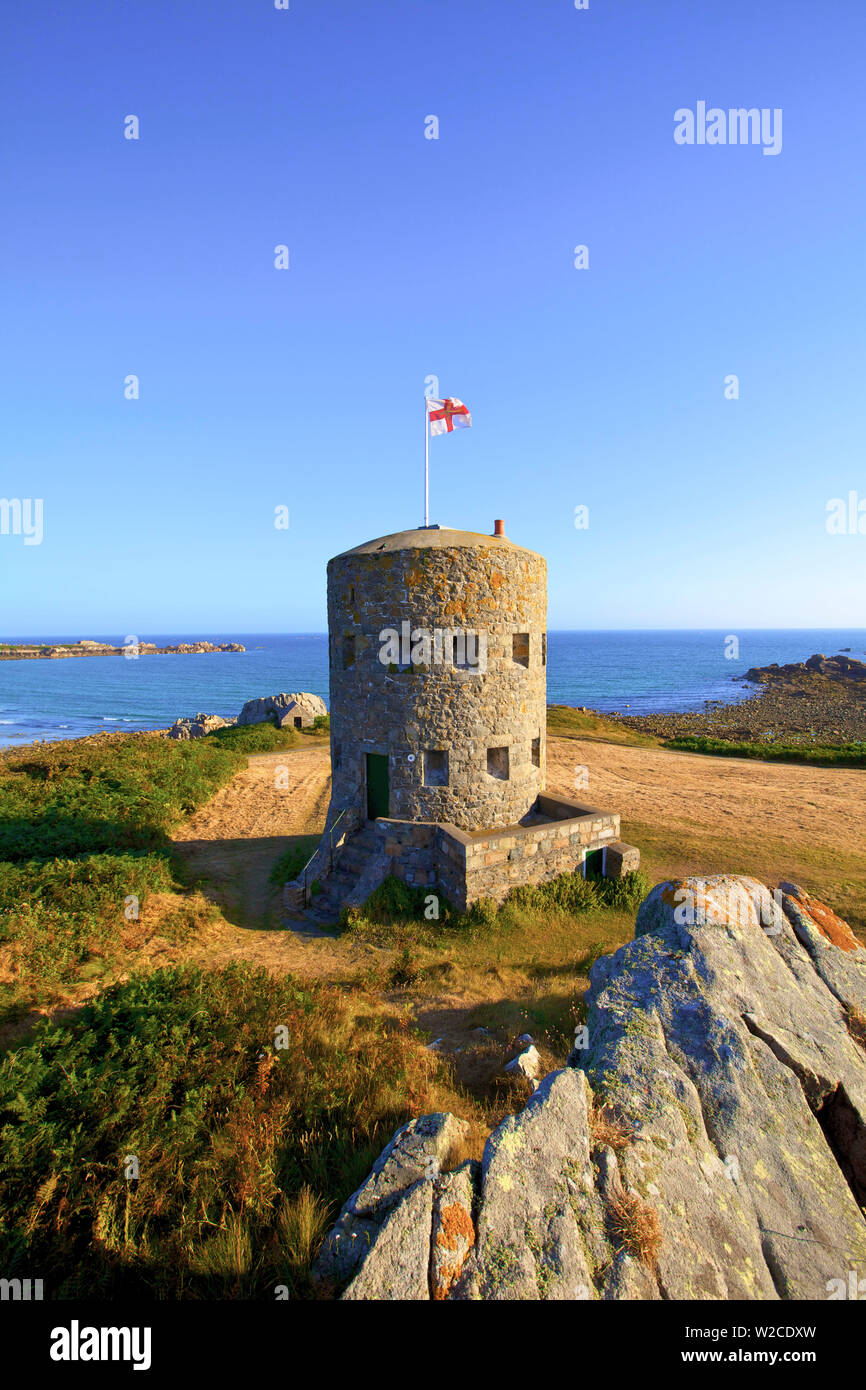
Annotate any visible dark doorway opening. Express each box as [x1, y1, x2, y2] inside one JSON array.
[[366, 753, 390, 819], [583, 848, 604, 880]]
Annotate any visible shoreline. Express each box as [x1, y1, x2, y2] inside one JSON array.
[[602, 669, 866, 746], [0, 640, 245, 661]]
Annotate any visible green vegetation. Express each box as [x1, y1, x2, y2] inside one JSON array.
[[0, 962, 439, 1298], [209, 722, 313, 753], [268, 836, 321, 887], [0, 853, 176, 1003], [341, 870, 649, 1059], [661, 735, 866, 769], [546, 705, 658, 748], [347, 868, 649, 940], [0, 726, 307, 1015]]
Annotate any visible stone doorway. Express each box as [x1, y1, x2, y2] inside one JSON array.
[[366, 753, 390, 819]]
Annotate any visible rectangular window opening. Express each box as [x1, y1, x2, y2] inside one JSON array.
[[487, 746, 509, 780], [342, 634, 355, 668], [542, 633, 547, 667], [513, 633, 530, 668], [531, 736, 541, 768], [424, 749, 448, 787]]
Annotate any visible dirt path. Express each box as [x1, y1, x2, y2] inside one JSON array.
[[171, 746, 379, 980], [167, 735, 866, 986], [545, 736, 866, 854]]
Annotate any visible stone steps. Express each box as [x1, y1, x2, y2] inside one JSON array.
[[296, 822, 388, 926]]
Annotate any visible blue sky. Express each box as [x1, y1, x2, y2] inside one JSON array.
[[2, 0, 864, 633]]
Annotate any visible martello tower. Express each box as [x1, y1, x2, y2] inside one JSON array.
[[285, 520, 638, 922], [327, 523, 547, 831]]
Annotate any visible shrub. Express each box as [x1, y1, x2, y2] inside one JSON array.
[[0, 853, 176, 1003], [608, 1191, 663, 1266], [0, 962, 439, 1298], [362, 876, 431, 924], [210, 723, 300, 753], [0, 733, 246, 862]]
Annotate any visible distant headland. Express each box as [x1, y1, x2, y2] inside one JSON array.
[[0, 639, 245, 661]]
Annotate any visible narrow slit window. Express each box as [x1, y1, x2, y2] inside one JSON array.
[[424, 749, 448, 786], [512, 633, 530, 668], [531, 736, 541, 768], [342, 634, 355, 668], [487, 746, 509, 780], [541, 633, 547, 667]]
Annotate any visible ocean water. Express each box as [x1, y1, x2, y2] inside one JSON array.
[[0, 630, 864, 748]]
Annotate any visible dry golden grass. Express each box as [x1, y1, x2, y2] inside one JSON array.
[[845, 1006, 866, 1054], [609, 1190, 663, 1267], [589, 1100, 634, 1153]]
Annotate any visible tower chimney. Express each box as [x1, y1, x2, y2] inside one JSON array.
[[493, 519, 505, 536]]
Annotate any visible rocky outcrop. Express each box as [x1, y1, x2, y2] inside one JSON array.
[[167, 714, 235, 740], [237, 692, 327, 728], [312, 1112, 470, 1297], [313, 876, 866, 1300], [744, 653, 866, 683], [0, 640, 245, 661]]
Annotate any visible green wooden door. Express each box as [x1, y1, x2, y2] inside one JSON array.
[[583, 847, 604, 880], [366, 754, 390, 819]]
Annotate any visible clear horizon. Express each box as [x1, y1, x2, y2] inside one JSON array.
[[4, 626, 866, 641]]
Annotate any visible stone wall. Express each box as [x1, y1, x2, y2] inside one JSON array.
[[326, 528, 547, 832], [356, 796, 632, 913], [438, 798, 622, 909]]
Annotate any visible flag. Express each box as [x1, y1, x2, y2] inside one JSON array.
[[427, 397, 471, 436]]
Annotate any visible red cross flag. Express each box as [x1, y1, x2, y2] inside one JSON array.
[[427, 397, 472, 436]]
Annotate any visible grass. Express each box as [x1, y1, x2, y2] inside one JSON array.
[[268, 837, 321, 888], [0, 961, 446, 1298], [0, 724, 314, 1018], [661, 734, 866, 769], [608, 1191, 663, 1267], [2, 713, 862, 1300], [546, 705, 659, 748], [0, 729, 287, 862], [623, 813, 866, 942], [339, 869, 649, 1128]]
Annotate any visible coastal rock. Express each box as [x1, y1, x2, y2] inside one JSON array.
[[313, 875, 866, 1300], [430, 1162, 477, 1299], [237, 692, 327, 729], [341, 1180, 434, 1301], [167, 714, 235, 740], [744, 653, 866, 684], [311, 1111, 469, 1291], [503, 1042, 542, 1086], [462, 1068, 597, 1300]]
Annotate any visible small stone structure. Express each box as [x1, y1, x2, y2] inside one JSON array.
[[238, 691, 327, 729], [285, 522, 638, 920]]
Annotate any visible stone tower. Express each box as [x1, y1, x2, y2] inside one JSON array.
[[285, 521, 639, 921], [327, 524, 547, 831]]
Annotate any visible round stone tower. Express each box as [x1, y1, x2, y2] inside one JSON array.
[[327, 523, 547, 831]]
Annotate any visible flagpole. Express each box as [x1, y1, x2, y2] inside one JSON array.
[[424, 397, 429, 527]]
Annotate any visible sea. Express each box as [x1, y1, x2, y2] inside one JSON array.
[[1, 630, 864, 749]]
